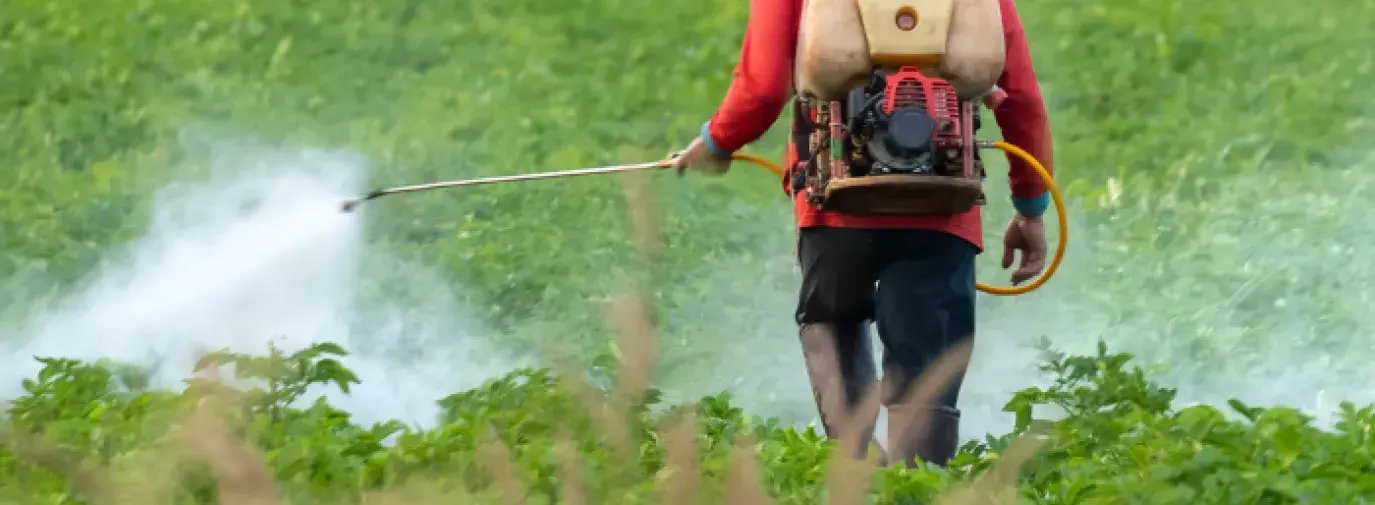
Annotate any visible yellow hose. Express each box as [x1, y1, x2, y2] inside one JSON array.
[[728, 142, 1065, 296], [728, 152, 788, 178]]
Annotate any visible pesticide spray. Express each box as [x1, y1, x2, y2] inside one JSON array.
[[0, 142, 518, 427], [3, 135, 1369, 444]]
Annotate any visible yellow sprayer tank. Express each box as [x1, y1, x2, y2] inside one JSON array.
[[796, 0, 1006, 101]]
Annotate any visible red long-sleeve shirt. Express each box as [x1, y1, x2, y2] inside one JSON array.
[[705, 0, 1054, 251]]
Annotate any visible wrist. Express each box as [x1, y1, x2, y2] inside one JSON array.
[[700, 121, 732, 159], [1012, 192, 1049, 218]]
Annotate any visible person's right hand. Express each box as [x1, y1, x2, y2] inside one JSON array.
[[669, 136, 731, 177]]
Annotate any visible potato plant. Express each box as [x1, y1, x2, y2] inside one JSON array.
[[1, 337, 1373, 504]]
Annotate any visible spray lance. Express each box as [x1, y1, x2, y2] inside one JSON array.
[[336, 146, 1067, 296], [338, 158, 680, 213], [338, 149, 785, 212]]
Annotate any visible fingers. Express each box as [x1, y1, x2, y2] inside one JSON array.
[[1004, 217, 1049, 285], [669, 147, 708, 177], [1011, 263, 1042, 285], [667, 150, 688, 177], [1011, 249, 1046, 285]]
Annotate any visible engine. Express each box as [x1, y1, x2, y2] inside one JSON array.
[[793, 65, 989, 217], [844, 66, 974, 176]]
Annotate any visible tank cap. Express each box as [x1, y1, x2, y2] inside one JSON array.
[[895, 6, 918, 31]]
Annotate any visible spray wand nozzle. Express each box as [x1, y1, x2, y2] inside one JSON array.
[[340, 190, 386, 213]]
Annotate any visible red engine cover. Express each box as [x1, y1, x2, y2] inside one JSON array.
[[880, 66, 961, 148]]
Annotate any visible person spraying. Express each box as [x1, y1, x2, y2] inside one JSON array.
[[672, 0, 1056, 467]]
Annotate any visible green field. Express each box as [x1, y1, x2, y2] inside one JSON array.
[[3, 0, 1375, 502]]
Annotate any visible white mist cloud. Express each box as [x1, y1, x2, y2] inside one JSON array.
[[0, 141, 518, 428]]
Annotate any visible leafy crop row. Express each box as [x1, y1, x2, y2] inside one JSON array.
[[2, 334, 1372, 504]]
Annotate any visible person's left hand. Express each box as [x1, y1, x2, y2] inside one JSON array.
[[670, 136, 731, 177], [1001, 214, 1047, 285]]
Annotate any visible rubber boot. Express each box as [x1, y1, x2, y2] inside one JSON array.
[[884, 403, 961, 467], [798, 322, 887, 464]]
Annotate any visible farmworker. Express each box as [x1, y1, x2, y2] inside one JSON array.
[[671, 0, 1055, 467]]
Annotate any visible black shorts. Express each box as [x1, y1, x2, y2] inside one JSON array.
[[794, 227, 977, 407]]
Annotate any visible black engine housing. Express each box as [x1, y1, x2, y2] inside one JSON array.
[[842, 70, 982, 176]]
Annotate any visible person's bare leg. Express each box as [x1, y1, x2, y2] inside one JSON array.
[[799, 321, 884, 462], [794, 227, 888, 464], [874, 229, 977, 467]]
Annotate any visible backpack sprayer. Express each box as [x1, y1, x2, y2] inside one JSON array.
[[337, 141, 1065, 295], [336, 0, 1070, 295]]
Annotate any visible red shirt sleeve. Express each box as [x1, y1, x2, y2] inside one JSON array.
[[992, 0, 1054, 198], [706, 0, 801, 153]]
